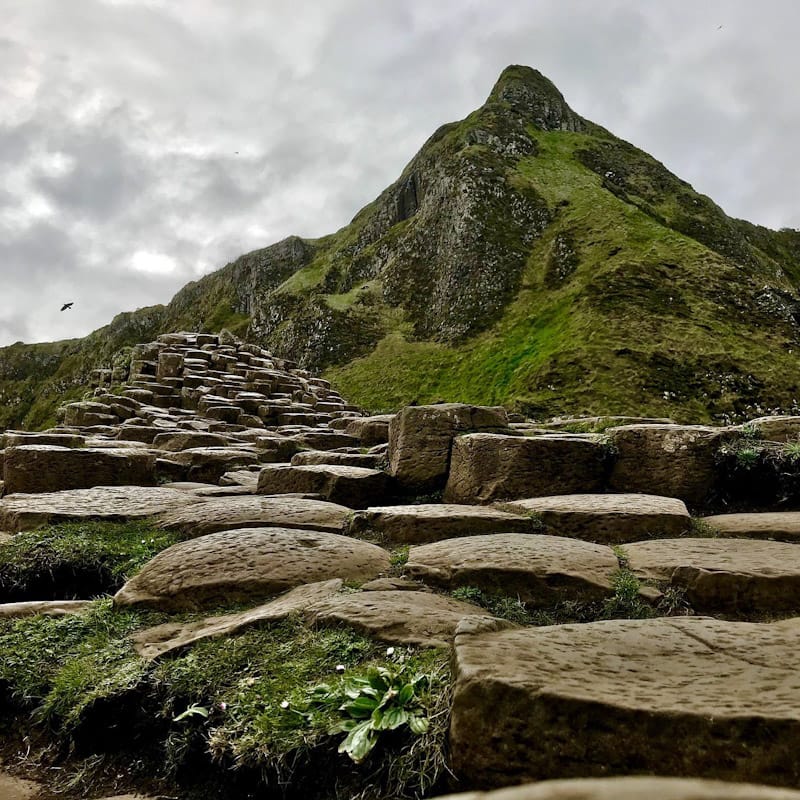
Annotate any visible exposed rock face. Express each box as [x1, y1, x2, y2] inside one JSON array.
[[700, 512, 800, 541], [498, 494, 691, 543], [451, 617, 800, 789], [388, 404, 509, 491], [445, 434, 610, 503], [113, 527, 390, 611], [608, 425, 739, 506], [256, 464, 390, 508]]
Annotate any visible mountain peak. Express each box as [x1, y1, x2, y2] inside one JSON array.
[[487, 65, 585, 132]]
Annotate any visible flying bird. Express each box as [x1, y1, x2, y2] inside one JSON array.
[[60, 302, 74, 311]]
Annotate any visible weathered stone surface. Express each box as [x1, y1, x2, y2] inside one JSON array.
[[157, 495, 350, 537], [291, 451, 380, 468], [290, 431, 361, 450], [346, 504, 541, 544], [257, 464, 390, 508], [407, 534, 617, 603], [451, 616, 800, 788], [309, 590, 496, 647], [345, 415, 393, 446], [132, 579, 343, 659], [3, 446, 157, 495], [435, 777, 800, 800], [498, 494, 690, 543], [0, 600, 92, 618], [749, 416, 800, 443], [608, 424, 738, 506], [1, 431, 85, 448], [151, 431, 231, 451], [0, 770, 39, 800], [114, 527, 390, 611], [626, 537, 800, 616], [388, 404, 509, 491], [0, 485, 206, 532], [700, 512, 800, 541], [445, 434, 609, 504]]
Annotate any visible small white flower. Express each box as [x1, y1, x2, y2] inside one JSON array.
[[280, 700, 290, 709], [335, 664, 346, 673], [386, 647, 395, 656], [141, 539, 146, 544], [219, 701, 227, 711]]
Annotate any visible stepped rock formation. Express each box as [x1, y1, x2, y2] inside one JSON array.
[[3, 65, 800, 430]]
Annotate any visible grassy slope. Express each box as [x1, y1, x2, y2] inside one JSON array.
[[328, 130, 800, 422]]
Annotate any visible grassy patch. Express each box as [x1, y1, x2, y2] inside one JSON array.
[[0, 603, 452, 799], [0, 520, 180, 602]]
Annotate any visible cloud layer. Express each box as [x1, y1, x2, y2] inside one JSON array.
[[2, 0, 798, 345]]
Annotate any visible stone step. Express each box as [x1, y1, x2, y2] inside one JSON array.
[[498, 494, 691, 543], [257, 464, 390, 508], [345, 503, 541, 544], [626, 537, 800, 616], [406, 533, 619, 604], [451, 616, 800, 788], [113, 527, 391, 611], [700, 512, 800, 541]]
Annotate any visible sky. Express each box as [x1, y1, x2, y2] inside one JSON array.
[[2, 0, 799, 347]]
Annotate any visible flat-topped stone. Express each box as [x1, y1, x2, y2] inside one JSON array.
[[290, 451, 380, 468], [0, 485, 207, 532], [151, 431, 232, 451], [157, 495, 350, 537], [498, 494, 691, 543], [257, 464, 390, 509], [406, 534, 617, 604], [3, 445, 157, 494], [749, 416, 800, 443], [451, 616, 800, 788], [700, 513, 800, 541], [445, 434, 610, 504], [0, 600, 93, 618], [1, 431, 85, 448], [308, 590, 497, 648], [435, 777, 800, 800], [346, 504, 541, 544], [132, 579, 343, 660], [626, 537, 800, 616], [114, 527, 390, 611]]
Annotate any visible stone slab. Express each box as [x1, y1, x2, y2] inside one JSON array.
[[626, 537, 800, 616], [701, 513, 800, 542], [406, 534, 617, 604], [0, 600, 93, 618], [498, 494, 690, 543], [114, 527, 390, 611], [451, 616, 800, 788], [346, 504, 540, 544]]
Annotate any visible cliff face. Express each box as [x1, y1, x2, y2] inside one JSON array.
[[3, 65, 800, 429]]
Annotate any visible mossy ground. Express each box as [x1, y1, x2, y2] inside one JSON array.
[[0, 520, 180, 602], [0, 601, 451, 800]]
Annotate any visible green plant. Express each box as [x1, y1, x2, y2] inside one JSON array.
[[690, 517, 721, 538], [740, 422, 762, 441], [389, 546, 410, 574], [735, 446, 761, 469], [451, 586, 536, 625], [602, 561, 655, 620], [783, 441, 800, 462], [299, 662, 436, 763]]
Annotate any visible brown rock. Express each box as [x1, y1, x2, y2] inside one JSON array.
[[257, 464, 390, 508], [749, 416, 800, 443], [444, 434, 609, 504], [157, 495, 350, 537], [345, 415, 393, 446], [114, 527, 390, 611], [434, 777, 800, 800], [290, 431, 361, 450], [498, 494, 690, 543], [1, 431, 85, 448], [388, 404, 509, 491], [3, 445, 157, 494], [132, 579, 343, 659], [626, 537, 800, 616], [0, 600, 92, 618], [291, 451, 380, 468], [451, 616, 800, 788], [0, 485, 207, 532], [407, 534, 617, 604], [309, 590, 497, 647], [346, 504, 540, 544], [700, 512, 800, 541], [0, 771, 39, 800], [151, 431, 231, 451], [608, 424, 739, 506]]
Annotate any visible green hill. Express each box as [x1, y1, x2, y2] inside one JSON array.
[[3, 65, 800, 429]]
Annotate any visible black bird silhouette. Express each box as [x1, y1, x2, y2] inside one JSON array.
[[60, 302, 74, 311]]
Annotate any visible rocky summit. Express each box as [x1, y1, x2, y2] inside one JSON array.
[[3, 64, 800, 800], [1, 326, 800, 799], [4, 65, 800, 431]]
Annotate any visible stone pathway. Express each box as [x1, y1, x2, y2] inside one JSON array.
[[6, 332, 800, 797]]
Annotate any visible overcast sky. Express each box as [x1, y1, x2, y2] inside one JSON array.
[[2, 0, 798, 347]]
